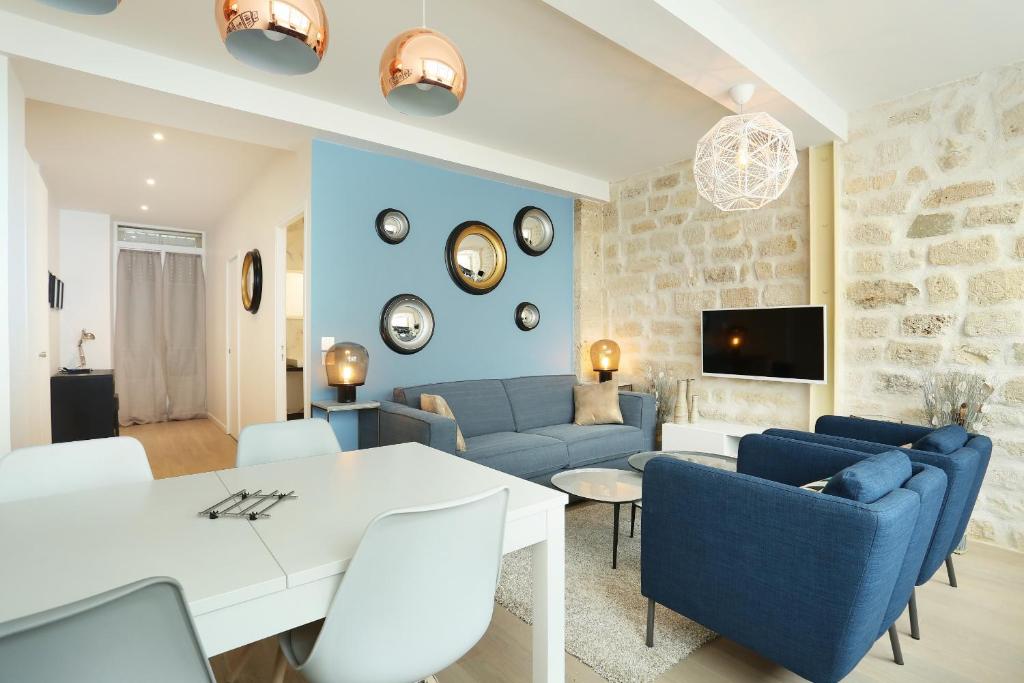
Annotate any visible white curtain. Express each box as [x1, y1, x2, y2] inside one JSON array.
[[164, 253, 206, 420], [114, 250, 167, 425]]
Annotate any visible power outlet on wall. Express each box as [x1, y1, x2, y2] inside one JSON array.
[[320, 336, 335, 365]]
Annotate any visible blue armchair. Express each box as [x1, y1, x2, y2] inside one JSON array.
[[641, 435, 946, 682]]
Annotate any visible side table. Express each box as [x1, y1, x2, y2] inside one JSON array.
[[310, 400, 381, 448]]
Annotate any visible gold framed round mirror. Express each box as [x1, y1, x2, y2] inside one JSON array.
[[445, 221, 506, 295], [241, 249, 262, 313]]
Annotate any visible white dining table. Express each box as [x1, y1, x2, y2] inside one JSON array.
[[0, 442, 568, 682]]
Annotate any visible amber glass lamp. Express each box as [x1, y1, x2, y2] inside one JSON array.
[[324, 342, 369, 403], [590, 340, 620, 383]]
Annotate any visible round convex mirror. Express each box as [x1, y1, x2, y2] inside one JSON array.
[[445, 221, 507, 294], [515, 302, 541, 331], [241, 249, 262, 313], [514, 206, 554, 256], [376, 209, 410, 244], [380, 294, 435, 354]]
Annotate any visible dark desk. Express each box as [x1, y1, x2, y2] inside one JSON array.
[[50, 370, 118, 443]]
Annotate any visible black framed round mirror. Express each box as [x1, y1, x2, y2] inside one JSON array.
[[514, 206, 554, 256], [376, 209, 410, 244], [380, 294, 435, 354], [241, 249, 262, 314], [445, 221, 507, 294], [515, 302, 541, 331]]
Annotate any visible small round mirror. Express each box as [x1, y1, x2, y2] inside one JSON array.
[[380, 294, 435, 354], [241, 249, 262, 313], [515, 302, 541, 331], [376, 209, 410, 244], [514, 206, 554, 256], [445, 221, 507, 294]]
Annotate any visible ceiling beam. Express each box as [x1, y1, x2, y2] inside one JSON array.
[[542, 0, 847, 147], [0, 10, 609, 201]]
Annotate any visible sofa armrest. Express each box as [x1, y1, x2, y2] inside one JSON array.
[[619, 391, 655, 450], [377, 401, 458, 454], [737, 434, 869, 486], [815, 415, 931, 446], [641, 457, 919, 683]]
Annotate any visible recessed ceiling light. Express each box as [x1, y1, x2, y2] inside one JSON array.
[[141, 205, 150, 211], [152, 132, 165, 141], [146, 178, 156, 186]]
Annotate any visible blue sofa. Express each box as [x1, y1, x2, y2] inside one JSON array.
[[377, 374, 656, 484], [641, 434, 946, 682]]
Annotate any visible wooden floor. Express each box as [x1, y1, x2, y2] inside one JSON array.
[[128, 418, 1024, 683]]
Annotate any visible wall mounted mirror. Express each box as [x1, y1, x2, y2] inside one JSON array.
[[380, 294, 434, 354], [376, 209, 410, 244], [515, 302, 541, 331], [445, 221, 507, 294], [514, 206, 554, 256], [241, 249, 263, 313]]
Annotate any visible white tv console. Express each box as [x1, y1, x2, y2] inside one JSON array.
[[661, 420, 766, 459]]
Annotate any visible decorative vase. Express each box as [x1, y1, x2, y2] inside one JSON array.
[[673, 380, 689, 423], [688, 395, 699, 423]]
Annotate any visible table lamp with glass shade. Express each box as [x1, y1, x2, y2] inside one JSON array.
[[324, 342, 369, 403], [590, 339, 620, 383]]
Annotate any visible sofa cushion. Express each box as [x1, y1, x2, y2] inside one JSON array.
[[502, 375, 576, 431], [823, 450, 912, 503], [573, 382, 624, 426], [462, 432, 568, 479], [912, 424, 969, 454], [526, 423, 642, 468], [394, 379, 515, 438]]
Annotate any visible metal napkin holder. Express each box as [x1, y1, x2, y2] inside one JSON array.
[[198, 489, 297, 521]]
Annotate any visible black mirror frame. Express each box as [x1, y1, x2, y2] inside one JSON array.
[[241, 249, 263, 314], [513, 206, 554, 257], [376, 208, 410, 245], [445, 221, 507, 295], [379, 293, 435, 355], [515, 301, 541, 331]]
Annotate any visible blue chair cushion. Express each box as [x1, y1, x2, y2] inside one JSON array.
[[526, 423, 643, 467], [394, 379, 516, 438], [461, 431, 568, 479], [823, 450, 912, 503], [912, 424, 969, 454]]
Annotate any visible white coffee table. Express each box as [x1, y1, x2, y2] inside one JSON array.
[[550, 468, 643, 569]]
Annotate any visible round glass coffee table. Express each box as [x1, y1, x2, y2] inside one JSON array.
[[550, 468, 643, 569]]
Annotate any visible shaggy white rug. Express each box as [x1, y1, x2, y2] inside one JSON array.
[[495, 501, 715, 683]]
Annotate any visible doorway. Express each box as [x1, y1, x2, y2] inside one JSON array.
[[280, 215, 306, 421], [225, 253, 241, 440]]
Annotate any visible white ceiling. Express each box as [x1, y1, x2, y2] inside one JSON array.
[[26, 100, 289, 230], [715, 0, 1024, 112], [3, 0, 728, 182]]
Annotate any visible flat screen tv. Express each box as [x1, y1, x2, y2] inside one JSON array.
[[701, 305, 826, 384]]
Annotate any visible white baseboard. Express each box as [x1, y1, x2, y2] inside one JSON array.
[[206, 412, 227, 433]]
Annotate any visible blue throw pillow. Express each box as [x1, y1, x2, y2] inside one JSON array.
[[912, 424, 969, 454], [822, 450, 912, 503]]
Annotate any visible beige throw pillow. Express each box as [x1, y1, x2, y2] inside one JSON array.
[[573, 382, 624, 426], [420, 394, 467, 452]]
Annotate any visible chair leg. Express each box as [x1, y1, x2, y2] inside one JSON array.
[[630, 503, 637, 538], [908, 588, 920, 640], [226, 644, 257, 683], [271, 645, 288, 683], [946, 554, 958, 588], [646, 598, 655, 648], [888, 625, 904, 666]]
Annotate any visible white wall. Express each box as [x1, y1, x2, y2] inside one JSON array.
[[206, 147, 309, 433], [47, 201, 60, 374], [57, 210, 112, 370], [0, 56, 22, 453]]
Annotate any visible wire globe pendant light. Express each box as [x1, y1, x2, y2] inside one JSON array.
[[693, 84, 798, 212], [380, 0, 467, 116], [35, 0, 120, 14], [216, 0, 329, 75]]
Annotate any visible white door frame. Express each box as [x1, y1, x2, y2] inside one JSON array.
[[274, 206, 309, 422], [225, 252, 241, 438]]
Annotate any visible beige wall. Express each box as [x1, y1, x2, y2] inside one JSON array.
[[206, 146, 309, 433], [837, 61, 1024, 549], [576, 152, 812, 429]]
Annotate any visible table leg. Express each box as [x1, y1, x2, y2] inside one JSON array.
[[612, 503, 620, 569], [531, 506, 565, 683]]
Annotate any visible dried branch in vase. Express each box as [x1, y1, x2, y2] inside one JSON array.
[[922, 371, 993, 432]]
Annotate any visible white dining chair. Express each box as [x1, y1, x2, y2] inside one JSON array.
[[235, 418, 341, 468], [0, 576, 216, 683], [0, 436, 153, 503], [270, 487, 510, 683]]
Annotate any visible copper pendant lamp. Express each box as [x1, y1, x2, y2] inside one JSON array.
[[36, 0, 120, 14], [216, 0, 329, 75], [380, 0, 466, 116]]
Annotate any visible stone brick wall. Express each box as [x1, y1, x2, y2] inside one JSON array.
[[575, 152, 811, 429], [837, 62, 1024, 549]]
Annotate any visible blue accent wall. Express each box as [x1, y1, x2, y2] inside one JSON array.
[[310, 140, 575, 449]]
